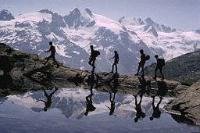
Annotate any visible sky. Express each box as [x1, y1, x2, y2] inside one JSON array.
[[0, 0, 199, 30]]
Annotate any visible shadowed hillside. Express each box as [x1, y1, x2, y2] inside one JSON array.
[[145, 50, 200, 85]]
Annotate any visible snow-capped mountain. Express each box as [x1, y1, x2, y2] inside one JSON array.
[[0, 8, 200, 74], [119, 17, 200, 60], [0, 9, 14, 21]]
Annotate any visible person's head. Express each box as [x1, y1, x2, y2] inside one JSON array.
[[140, 49, 144, 54], [90, 45, 93, 49], [155, 55, 159, 59], [114, 50, 117, 54], [150, 116, 154, 121], [49, 42, 52, 46]]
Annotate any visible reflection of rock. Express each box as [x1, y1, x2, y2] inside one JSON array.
[[166, 80, 200, 125]]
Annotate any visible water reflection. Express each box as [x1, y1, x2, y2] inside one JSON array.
[[107, 73, 119, 116], [0, 86, 200, 133], [85, 92, 96, 116], [134, 94, 146, 122], [38, 87, 58, 111], [0, 73, 199, 133], [150, 96, 163, 120]]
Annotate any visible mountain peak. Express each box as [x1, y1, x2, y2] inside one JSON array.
[[118, 17, 144, 26], [39, 9, 54, 14], [144, 17, 155, 25], [70, 8, 81, 16], [0, 9, 14, 21], [85, 8, 93, 17]]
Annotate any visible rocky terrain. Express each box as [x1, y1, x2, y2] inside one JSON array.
[[0, 43, 180, 96], [165, 80, 200, 125], [145, 50, 200, 85]]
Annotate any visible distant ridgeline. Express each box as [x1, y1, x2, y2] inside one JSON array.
[[145, 50, 200, 85]]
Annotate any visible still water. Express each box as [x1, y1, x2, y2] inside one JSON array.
[[0, 87, 199, 133]]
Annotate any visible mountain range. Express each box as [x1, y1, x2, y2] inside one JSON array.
[[0, 8, 200, 74]]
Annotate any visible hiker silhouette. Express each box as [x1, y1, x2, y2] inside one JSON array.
[[157, 80, 168, 97], [84, 92, 96, 116], [150, 96, 163, 120], [44, 42, 59, 68], [110, 51, 119, 73], [38, 87, 58, 112], [84, 70, 98, 116], [135, 49, 149, 77], [88, 45, 100, 71], [138, 76, 151, 95], [134, 94, 146, 122], [106, 73, 119, 115], [154, 55, 165, 80]]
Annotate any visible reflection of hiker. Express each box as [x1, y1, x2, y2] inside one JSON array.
[[135, 49, 150, 76], [84, 93, 96, 116], [88, 45, 100, 70], [106, 90, 117, 115], [39, 87, 58, 112], [110, 51, 119, 73], [134, 95, 146, 122], [138, 76, 151, 91], [154, 55, 165, 80], [44, 42, 59, 68], [150, 96, 163, 120]]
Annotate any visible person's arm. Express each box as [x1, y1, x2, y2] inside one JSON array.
[[109, 56, 115, 60], [45, 47, 51, 52]]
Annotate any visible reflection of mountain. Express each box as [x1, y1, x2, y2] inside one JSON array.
[[3, 88, 171, 119], [0, 9, 199, 73]]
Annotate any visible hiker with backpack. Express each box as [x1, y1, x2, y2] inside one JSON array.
[[154, 55, 165, 80], [110, 50, 119, 73], [88, 45, 100, 69], [135, 49, 150, 77], [44, 42, 59, 68]]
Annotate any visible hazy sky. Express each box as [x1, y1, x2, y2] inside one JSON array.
[[0, 0, 199, 30]]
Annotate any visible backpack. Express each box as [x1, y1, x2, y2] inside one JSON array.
[[93, 50, 100, 57], [145, 55, 150, 61], [158, 58, 165, 67]]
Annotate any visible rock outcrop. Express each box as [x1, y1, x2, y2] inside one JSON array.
[[165, 80, 200, 125]]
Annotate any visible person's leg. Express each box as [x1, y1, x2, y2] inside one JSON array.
[[154, 66, 158, 80], [115, 64, 118, 73], [152, 96, 155, 109], [156, 97, 163, 108], [88, 57, 92, 65], [160, 67, 164, 80], [52, 56, 59, 67], [109, 92, 112, 102], [92, 58, 96, 68], [134, 95, 138, 105], [141, 65, 144, 77], [113, 92, 117, 101], [136, 63, 141, 75], [139, 94, 143, 104], [44, 56, 51, 64], [111, 63, 114, 73]]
